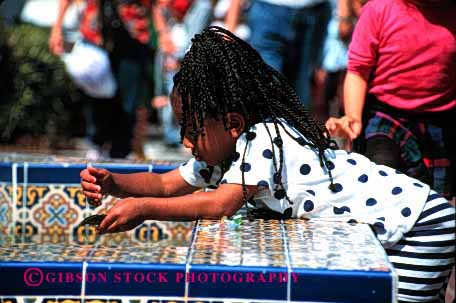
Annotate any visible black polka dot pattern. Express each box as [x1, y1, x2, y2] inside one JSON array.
[[392, 187, 402, 195], [330, 183, 343, 193], [366, 198, 377, 206], [306, 190, 315, 196], [231, 152, 240, 162], [283, 207, 293, 219], [300, 164, 311, 175], [401, 207, 411, 217], [347, 159, 357, 165], [358, 174, 368, 183], [304, 200, 314, 212], [246, 132, 256, 141], [262, 149, 273, 159], [257, 180, 268, 187], [373, 222, 387, 235], [240, 163, 251, 172], [333, 206, 351, 214], [213, 125, 423, 231]]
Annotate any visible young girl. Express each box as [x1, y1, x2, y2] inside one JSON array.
[[80, 27, 455, 303]]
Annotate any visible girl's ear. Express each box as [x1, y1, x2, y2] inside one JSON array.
[[226, 113, 246, 139]]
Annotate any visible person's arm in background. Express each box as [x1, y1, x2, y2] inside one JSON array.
[[326, 72, 365, 140], [184, 0, 213, 47], [337, 0, 356, 44], [326, 0, 379, 143], [49, 0, 72, 55], [151, 2, 175, 55], [225, 0, 242, 33]]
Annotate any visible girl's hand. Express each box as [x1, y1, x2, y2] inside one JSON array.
[[325, 115, 362, 141], [97, 198, 145, 234], [80, 167, 116, 207]]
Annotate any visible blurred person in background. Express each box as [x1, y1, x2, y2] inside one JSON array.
[[225, 0, 331, 110], [326, 0, 455, 199], [312, 0, 348, 123], [152, 0, 212, 148], [50, 0, 168, 160], [326, 1, 455, 301], [312, 0, 363, 124], [210, 0, 250, 40], [336, 0, 363, 44]]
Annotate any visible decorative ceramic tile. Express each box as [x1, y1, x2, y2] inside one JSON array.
[[191, 219, 287, 267], [283, 219, 391, 272], [0, 183, 12, 235], [0, 153, 395, 302], [32, 188, 79, 234], [46, 299, 123, 303], [131, 217, 393, 273], [0, 152, 181, 166], [0, 243, 92, 262], [86, 242, 190, 264]]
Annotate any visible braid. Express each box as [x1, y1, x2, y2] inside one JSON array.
[[173, 26, 339, 216]]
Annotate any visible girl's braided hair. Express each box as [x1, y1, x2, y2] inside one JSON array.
[[173, 26, 338, 219]]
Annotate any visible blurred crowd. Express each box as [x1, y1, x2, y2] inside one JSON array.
[[3, 0, 455, 183], [43, 0, 361, 161], [0, 0, 366, 161], [1, 0, 454, 201]]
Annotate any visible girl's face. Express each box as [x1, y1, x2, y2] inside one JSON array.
[[171, 94, 244, 166]]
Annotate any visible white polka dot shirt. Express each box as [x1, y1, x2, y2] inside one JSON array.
[[179, 122, 432, 247]]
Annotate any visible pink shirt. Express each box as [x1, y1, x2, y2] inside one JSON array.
[[348, 0, 456, 113]]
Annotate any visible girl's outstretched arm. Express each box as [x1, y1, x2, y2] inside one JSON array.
[[97, 184, 258, 233], [111, 168, 199, 197], [80, 167, 198, 205]]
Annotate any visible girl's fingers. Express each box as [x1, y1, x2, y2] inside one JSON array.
[[80, 169, 97, 183], [81, 181, 101, 193], [88, 166, 107, 178], [82, 190, 103, 201], [106, 222, 129, 234], [98, 213, 117, 234]]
